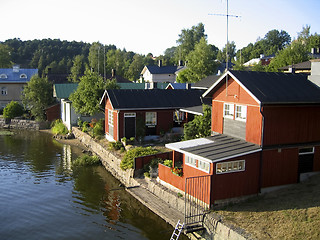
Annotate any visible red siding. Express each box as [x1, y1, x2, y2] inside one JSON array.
[[212, 100, 223, 133], [263, 105, 320, 146], [261, 148, 298, 188], [211, 153, 260, 201], [246, 106, 262, 145]]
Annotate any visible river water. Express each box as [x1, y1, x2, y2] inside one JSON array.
[[0, 130, 187, 240]]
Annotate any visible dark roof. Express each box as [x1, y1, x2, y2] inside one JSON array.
[[145, 65, 185, 74], [166, 134, 261, 163], [104, 89, 203, 110], [53, 83, 78, 99], [193, 75, 220, 89], [0, 67, 38, 83], [180, 105, 204, 115], [279, 61, 311, 71], [204, 70, 320, 104]]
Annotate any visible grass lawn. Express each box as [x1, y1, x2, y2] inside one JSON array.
[[213, 173, 320, 239]]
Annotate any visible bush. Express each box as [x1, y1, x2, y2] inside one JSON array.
[[3, 101, 24, 119], [73, 154, 101, 166], [93, 119, 104, 138], [163, 159, 173, 168], [108, 141, 123, 151], [82, 121, 89, 132], [51, 119, 68, 135], [120, 146, 161, 170]]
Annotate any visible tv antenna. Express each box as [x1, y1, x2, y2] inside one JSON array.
[[209, 0, 241, 70]]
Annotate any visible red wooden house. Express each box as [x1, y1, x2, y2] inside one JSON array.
[[100, 89, 203, 142], [159, 70, 320, 206]]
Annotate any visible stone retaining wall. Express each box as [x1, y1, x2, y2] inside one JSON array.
[[0, 118, 49, 130]]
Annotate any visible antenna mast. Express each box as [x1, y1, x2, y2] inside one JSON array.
[[209, 0, 240, 71]]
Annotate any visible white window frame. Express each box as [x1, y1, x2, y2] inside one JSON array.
[[223, 103, 234, 119], [20, 74, 27, 78], [299, 147, 314, 155], [185, 155, 210, 173], [198, 159, 210, 173], [0, 74, 7, 79], [216, 160, 245, 174], [235, 105, 247, 122], [124, 113, 136, 118], [1, 87, 7, 95], [145, 112, 157, 126], [185, 155, 197, 167], [108, 110, 114, 126], [173, 110, 185, 123]]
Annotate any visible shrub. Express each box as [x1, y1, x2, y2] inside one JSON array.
[[82, 121, 89, 132], [163, 159, 173, 168], [93, 119, 104, 138], [73, 154, 101, 166], [3, 101, 24, 119], [120, 146, 161, 170], [51, 119, 68, 135], [108, 141, 123, 151]]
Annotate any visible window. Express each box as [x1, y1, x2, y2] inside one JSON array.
[[299, 147, 314, 155], [216, 160, 245, 174], [0, 74, 7, 79], [108, 110, 114, 137], [235, 105, 247, 121], [185, 155, 210, 173], [20, 74, 27, 78], [198, 160, 210, 173], [224, 103, 234, 119], [146, 112, 156, 126], [185, 155, 196, 167], [1, 87, 7, 95]]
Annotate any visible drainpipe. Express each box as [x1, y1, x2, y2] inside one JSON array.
[[259, 104, 265, 193], [117, 111, 120, 141]]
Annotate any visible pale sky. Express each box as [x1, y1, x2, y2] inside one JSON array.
[[1, 0, 319, 56]]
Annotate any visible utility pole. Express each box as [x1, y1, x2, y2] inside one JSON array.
[[209, 0, 240, 70]]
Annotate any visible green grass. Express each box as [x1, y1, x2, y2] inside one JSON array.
[[73, 154, 101, 166]]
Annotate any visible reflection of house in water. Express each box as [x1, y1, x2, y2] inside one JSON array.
[[62, 145, 72, 171]]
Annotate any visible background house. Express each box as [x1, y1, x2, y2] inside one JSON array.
[[140, 60, 186, 87], [159, 70, 320, 206], [100, 89, 204, 142], [0, 65, 38, 109]]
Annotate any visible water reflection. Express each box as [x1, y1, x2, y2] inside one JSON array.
[[0, 130, 187, 240]]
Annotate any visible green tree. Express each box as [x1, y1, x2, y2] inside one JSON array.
[[266, 41, 309, 72], [70, 70, 119, 115], [0, 44, 12, 68], [3, 101, 24, 119], [183, 105, 211, 140], [125, 54, 144, 81], [217, 41, 237, 63], [88, 42, 104, 75], [22, 75, 54, 121], [175, 23, 207, 62], [264, 29, 291, 53], [177, 37, 217, 83], [68, 55, 86, 82]]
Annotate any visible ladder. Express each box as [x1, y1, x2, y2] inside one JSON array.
[[170, 220, 184, 240]]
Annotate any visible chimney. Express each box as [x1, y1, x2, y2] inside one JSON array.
[[178, 60, 183, 66], [308, 59, 320, 87], [288, 66, 296, 73], [112, 69, 116, 78], [13, 65, 20, 73], [158, 60, 162, 67]]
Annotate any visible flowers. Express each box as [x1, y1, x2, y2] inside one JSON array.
[[171, 167, 183, 177]]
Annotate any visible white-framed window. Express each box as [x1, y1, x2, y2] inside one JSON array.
[[299, 147, 314, 155], [235, 105, 247, 121], [124, 113, 136, 118], [108, 110, 114, 126], [198, 160, 210, 173], [20, 74, 27, 78], [185, 155, 197, 167], [0, 74, 7, 79], [216, 160, 245, 174], [146, 112, 157, 126], [1, 87, 7, 95], [223, 103, 234, 119], [185, 155, 210, 173]]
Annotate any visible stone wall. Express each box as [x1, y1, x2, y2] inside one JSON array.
[[0, 118, 49, 130]]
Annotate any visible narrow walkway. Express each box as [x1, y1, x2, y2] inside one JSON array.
[[126, 178, 184, 227]]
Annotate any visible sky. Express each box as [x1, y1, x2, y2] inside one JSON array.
[[1, 0, 320, 56]]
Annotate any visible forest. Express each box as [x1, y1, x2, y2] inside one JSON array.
[[1, 23, 320, 83]]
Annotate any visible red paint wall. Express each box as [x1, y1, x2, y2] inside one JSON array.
[[211, 152, 261, 201], [262, 105, 320, 146], [261, 148, 298, 188]]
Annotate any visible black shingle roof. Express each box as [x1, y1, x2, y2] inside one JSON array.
[[106, 89, 203, 110], [166, 134, 261, 162], [146, 65, 185, 74], [193, 75, 220, 89], [205, 70, 320, 104]]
